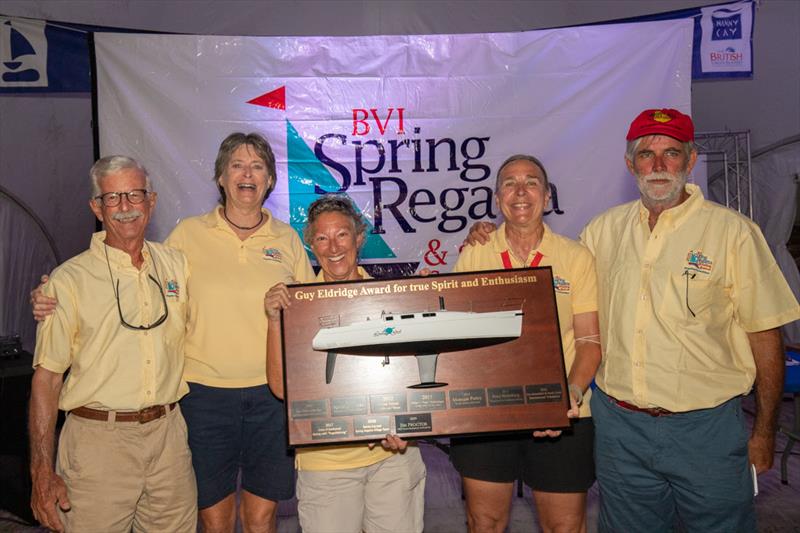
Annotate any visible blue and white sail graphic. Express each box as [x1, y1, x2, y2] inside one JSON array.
[[0, 18, 47, 87], [286, 119, 396, 260]]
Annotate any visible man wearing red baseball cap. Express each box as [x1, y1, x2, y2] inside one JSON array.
[[465, 107, 799, 531], [580, 108, 799, 532]]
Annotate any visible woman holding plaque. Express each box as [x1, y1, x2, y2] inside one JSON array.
[[452, 154, 601, 533], [264, 195, 427, 533]]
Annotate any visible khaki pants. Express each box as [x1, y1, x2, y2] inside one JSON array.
[[297, 446, 426, 533], [56, 405, 197, 533]]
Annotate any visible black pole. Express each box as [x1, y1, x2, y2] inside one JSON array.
[[88, 31, 102, 232]]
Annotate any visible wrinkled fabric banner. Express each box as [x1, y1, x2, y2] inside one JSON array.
[[697, 0, 754, 78], [95, 19, 692, 274]]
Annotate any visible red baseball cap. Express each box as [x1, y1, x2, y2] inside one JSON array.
[[626, 108, 694, 142]]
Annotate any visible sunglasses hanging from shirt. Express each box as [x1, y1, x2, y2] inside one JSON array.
[[104, 243, 169, 330]]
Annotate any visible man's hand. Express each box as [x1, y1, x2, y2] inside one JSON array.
[[264, 283, 290, 322], [29, 367, 66, 531], [747, 328, 784, 474], [464, 221, 497, 247], [30, 467, 70, 532], [30, 275, 57, 322], [748, 433, 775, 474]]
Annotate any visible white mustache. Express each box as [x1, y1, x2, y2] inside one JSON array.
[[642, 171, 681, 183], [112, 210, 143, 222]]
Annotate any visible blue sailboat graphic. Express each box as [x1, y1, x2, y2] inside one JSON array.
[[3, 20, 40, 82]]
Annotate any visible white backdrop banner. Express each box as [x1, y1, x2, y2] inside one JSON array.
[[95, 19, 692, 275]]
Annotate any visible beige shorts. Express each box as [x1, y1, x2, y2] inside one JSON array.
[[297, 446, 426, 533], [56, 405, 197, 533]]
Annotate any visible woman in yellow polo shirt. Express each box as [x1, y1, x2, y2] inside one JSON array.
[[452, 154, 601, 533], [264, 195, 426, 533], [165, 133, 315, 532]]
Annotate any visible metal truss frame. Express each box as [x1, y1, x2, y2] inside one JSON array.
[[694, 130, 753, 219]]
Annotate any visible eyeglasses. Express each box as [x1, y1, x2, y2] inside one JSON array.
[[104, 244, 169, 331], [94, 189, 149, 207], [683, 270, 696, 318]]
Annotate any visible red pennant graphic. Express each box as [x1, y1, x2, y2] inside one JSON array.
[[246, 86, 285, 110]]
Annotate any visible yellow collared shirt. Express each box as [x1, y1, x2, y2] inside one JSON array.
[[581, 184, 800, 412], [165, 207, 315, 388], [454, 222, 598, 418], [296, 267, 396, 471], [33, 232, 190, 411]]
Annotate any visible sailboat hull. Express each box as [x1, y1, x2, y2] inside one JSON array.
[[312, 310, 523, 356]]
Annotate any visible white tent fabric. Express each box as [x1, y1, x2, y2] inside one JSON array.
[[750, 141, 800, 344], [0, 189, 58, 352]]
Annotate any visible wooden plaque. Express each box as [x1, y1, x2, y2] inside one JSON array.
[[281, 267, 569, 446]]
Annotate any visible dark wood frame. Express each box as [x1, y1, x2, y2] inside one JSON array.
[[281, 267, 569, 446]]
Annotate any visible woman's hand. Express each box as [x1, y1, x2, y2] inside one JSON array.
[[464, 221, 497, 246], [368, 434, 409, 452], [31, 275, 57, 322], [532, 385, 582, 438], [264, 283, 290, 321]]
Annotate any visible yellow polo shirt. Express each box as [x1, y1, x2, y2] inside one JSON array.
[[166, 207, 314, 388], [296, 267, 396, 471], [33, 232, 190, 412], [581, 184, 800, 412], [454, 223, 598, 418]]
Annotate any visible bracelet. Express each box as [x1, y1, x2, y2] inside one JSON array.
[[575, 334, 601, 345], [568, 383, 584, 407]]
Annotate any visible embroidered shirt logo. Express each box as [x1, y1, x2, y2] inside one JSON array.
[[686, 250, 713, 274], [553, 276, 571, 294], [263, 248, 283, 262], [165, 279, 180, 298]]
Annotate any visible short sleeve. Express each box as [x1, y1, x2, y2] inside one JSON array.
[[731, 223, 800, 332], [578, 223, 596, 256], [33, 268, 78, 374], [164, 222, 184, 252], [453, 245, 477, 273], [290, 232, 316, 284], [570, 244, 598, 316]]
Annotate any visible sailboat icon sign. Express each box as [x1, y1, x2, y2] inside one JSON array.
[[0, 18, 48, 87]]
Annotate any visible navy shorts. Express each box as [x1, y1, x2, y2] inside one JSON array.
[[180, 382, 295, 508], [450, 418, 595, 493]]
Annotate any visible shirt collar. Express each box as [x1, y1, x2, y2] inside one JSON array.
[[637, 183, 704, 231], [89, 231, 151, 272]]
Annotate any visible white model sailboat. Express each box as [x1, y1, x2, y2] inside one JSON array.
[[312, 296, 523, 388]]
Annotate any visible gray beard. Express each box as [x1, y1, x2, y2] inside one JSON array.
[[637, 171, 687, 205]]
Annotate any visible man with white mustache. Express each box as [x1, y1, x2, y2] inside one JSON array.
[[581, 108, 800, 532], [29, 155, 196, 532]]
